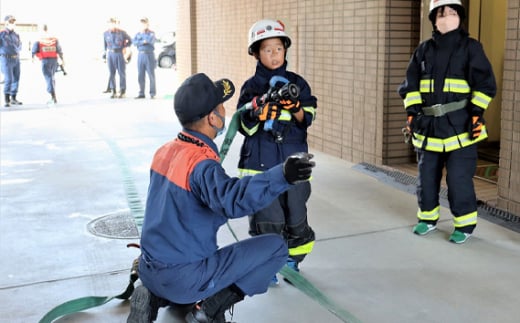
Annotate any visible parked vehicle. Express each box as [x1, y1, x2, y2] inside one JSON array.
[[157, 42, 175, 68]]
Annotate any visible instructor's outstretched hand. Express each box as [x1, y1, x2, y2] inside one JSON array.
[[283, 152, 315, 184]]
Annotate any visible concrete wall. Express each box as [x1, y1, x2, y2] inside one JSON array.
[[175, 0, 520, 215]]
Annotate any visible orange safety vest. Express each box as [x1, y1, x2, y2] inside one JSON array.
[[37, 37, 58, 59]]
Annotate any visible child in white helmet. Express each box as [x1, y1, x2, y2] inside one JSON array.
[[236, 19, 318, 285]]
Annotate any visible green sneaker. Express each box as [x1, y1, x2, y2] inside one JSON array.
[[449, 230, 471, 244], [413, 222, 437, 235]]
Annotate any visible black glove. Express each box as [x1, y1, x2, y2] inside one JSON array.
[[468, 115, 485, 140], [279, 98, 301, 113], [283, 152, 315, 184]]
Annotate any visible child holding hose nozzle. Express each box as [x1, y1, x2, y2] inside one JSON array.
[[236, 19, 318, 285]]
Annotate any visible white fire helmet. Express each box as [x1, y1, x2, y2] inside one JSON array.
[[429, 0, 465, 22], [247, 19, 291, 55]]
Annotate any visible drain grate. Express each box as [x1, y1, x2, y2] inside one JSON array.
[[354, 162, 520, 233], [87, 210, 140, 239], [355, 162, 449, 199]]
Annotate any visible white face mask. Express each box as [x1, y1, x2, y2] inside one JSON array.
[[435, 7, 460, 34], [436, 16, 459, 34], [6, 22, 16, 30]]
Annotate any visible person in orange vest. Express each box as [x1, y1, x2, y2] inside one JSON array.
[[32, 24, 64, 104]]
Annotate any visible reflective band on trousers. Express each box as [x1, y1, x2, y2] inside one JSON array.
[[417, 205, 440, 221], [453, 211, 478, 228], [289, 240, 315, 256]]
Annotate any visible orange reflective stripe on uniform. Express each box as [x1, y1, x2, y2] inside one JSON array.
[[453, 211, 478, 228], [417, 205, 440, 221], [288, 240, 315, 257], [471, 91, 492, 109]]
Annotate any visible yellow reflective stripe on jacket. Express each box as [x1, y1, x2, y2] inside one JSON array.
[[419, 78, 471, 94], [288, 240, 315, 256], [419, 80, 433, 93], [412, 126, 488, 152], [453, 211, 478, 228], [240, 120, 259, 136], [443, 78, 470, 93], [238, 168, 263, 178], [471, 91, 492, 110], [279, 110, 292, 121], [417, 206, 440, 221], [404, 91, 422, 108], [302, 106, 317, 120]]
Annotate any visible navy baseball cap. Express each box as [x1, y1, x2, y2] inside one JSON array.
[[4, 15, 15, 22], [174, 73, 235, 125]]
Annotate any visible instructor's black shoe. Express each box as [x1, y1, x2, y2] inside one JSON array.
[[135, 95, 145, 99], [127, 285, 169, 323], [185, 303, 227, 323], [10, 96, 22, 105]]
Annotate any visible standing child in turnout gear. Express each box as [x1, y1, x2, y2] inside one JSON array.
[[132, 17, 156, 99], [32, 24, 64, 105], [236, 19, 317, 284], [0, 15, 23, 107], [127, 73, 315, 323], [398, 0, 496, 244], [103, 17, 132, 98]]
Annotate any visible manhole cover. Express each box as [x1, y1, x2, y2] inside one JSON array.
[[87, 210, 140, 239]]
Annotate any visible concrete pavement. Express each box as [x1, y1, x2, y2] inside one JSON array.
[[1, 65, 520, 323]]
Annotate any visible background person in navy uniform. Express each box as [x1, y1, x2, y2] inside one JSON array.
[[127, 73, 315, 323], [32, 24, 64, 104], [0, 15, 23, 107], [132, 17, 156, 99], [103, 17, 131, 98]]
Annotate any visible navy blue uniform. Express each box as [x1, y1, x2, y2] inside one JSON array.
[[0, 28, 21, 98], [139, 129, 290, 304], [133, 29, 156, 97], [398, 28, 496, 233], [103, 28, 131, 92], [237, 61, 317, 263]]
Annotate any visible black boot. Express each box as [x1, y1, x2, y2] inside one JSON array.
[[51, 91, 57, 104], [10, 95, 22, 105], [4, 94, 10, 107], [127, 285, 170, 323], [185, 285, 244, 323], [118, 89, 126, 99], [110, 89, 117, 99]]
